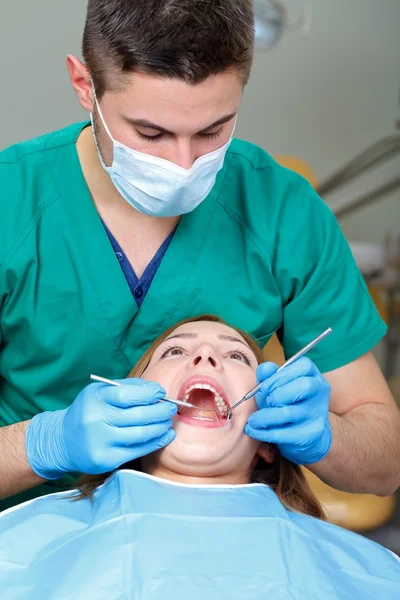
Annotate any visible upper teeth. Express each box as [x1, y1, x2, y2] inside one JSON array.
[[183, 383, 228, 415]]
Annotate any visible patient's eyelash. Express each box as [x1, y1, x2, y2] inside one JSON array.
[[159, 345, 185, 359], [227, 348, 252, 366]]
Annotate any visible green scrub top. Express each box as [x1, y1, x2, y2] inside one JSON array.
[[0, 122, 386, 509]]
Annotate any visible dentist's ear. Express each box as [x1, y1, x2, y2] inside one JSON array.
[[66, 55, 94, 112], [256, 443, 277, 464]]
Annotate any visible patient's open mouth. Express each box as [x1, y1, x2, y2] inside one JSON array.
[[177, 376, 230, 424]]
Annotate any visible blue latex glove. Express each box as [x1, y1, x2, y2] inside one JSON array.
[[26, 379, 177, 479], [245, 358, 332, 465]]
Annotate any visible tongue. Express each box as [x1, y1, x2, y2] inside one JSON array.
[[189, 389, 217, 409], [180, 389, 219, 420]]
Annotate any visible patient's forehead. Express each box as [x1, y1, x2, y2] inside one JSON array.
[[165, 320, 248, 344]]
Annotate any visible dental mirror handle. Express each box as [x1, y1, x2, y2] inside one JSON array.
[[89, 374, 199, 410], [226, 327, 333, 417]]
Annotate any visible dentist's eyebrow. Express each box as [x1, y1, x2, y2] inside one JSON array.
[[124, 112, 237, 135]]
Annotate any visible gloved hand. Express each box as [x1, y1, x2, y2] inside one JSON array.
[[245, 358, 332, 465], [25, 379, 177, 479]]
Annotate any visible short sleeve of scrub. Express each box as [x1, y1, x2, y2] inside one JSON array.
[[270, 172, 387, 372]]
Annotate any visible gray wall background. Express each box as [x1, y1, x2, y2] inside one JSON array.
[[0, 0, 399, 245]]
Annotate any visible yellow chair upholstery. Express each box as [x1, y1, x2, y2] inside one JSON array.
[[304, 470, 396, 531], [275, 156, 319, 189]]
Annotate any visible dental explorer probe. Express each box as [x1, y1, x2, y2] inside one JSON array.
[[90, 374, 204, 410], [226, 328, 333, 420]]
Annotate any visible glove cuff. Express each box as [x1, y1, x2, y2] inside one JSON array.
[[301, 422, 333, 466], [25, 410, 70, 480]]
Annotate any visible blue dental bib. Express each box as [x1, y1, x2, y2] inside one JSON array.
[[0, 470, 399, 599]]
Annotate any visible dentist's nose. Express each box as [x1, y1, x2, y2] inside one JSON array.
[[168, 139, 196, 169], [190, 344, 222, 370]]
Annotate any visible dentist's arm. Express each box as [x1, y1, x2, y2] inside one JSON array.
[[310, 352, 400, 495], [245, 352, 400, 496], [0, 421, 43, 499]]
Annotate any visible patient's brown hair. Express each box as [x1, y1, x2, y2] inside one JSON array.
[[77, 315, 325, 520]]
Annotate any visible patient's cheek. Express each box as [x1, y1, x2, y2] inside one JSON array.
[[241, 399, 258, 420], [140, 365, 169, 385]]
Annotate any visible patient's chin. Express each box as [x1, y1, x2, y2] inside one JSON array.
[[170, 447, 224, 467], [151, 424, 261, 477], [158, 442, 233, 473]]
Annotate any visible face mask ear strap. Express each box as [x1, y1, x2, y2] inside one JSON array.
[[230, 116, 238, 139], [90, 77, 114, 142], [90, 112, 108, 170]]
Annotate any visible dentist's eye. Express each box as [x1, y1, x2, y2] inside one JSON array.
[[136, 130, 163, 142], [226, 349, 252, 366], [160, 345, 185, 359], [199, 128, 223, 140]]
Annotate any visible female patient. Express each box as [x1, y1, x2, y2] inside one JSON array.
[[0, 316, 399, 599]]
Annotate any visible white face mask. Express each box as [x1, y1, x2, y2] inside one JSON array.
[[91, 88, 235, 217]]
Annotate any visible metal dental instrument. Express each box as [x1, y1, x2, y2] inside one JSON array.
[[89, 374, 220, 417], [90, 374, 199, 409], [226, 327, 333, 420]]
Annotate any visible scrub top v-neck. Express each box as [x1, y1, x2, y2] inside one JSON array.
[[102, 221, 177, 307], [0, 121, 386, 508]]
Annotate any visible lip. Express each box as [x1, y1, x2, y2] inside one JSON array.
[[176, 415, 230, 429], [177, 375, 230, 407]]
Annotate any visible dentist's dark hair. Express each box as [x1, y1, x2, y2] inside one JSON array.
[[82, 0, 255, 99], [75, 315, 325, 521]]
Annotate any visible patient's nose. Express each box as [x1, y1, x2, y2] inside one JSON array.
[[190, 344, 222, 370]]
